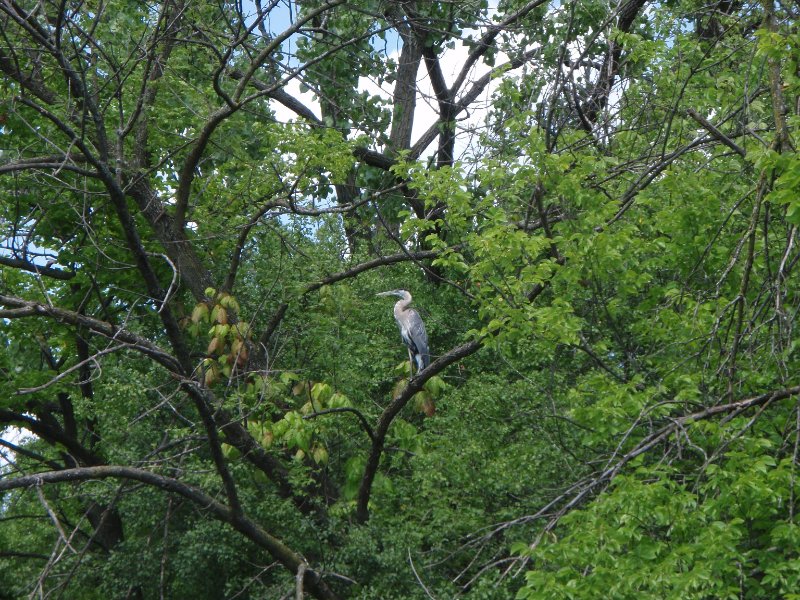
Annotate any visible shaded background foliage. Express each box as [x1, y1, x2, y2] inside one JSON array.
[[1, 0, 800, 598]]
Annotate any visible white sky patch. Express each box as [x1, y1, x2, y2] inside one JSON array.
[[269, 36, 509, 167], [269, 76, 322, 123], [0, 426, 35, 469], [261, 0, 517, 167], [430, 41, 511, 162]]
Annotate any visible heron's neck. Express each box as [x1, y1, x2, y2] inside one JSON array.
[[395, 298, 411, 314]]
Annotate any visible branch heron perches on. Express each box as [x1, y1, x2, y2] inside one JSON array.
[[377, 289, 430, 376]]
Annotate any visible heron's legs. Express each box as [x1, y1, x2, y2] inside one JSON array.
[[408, 347, 415, 379]]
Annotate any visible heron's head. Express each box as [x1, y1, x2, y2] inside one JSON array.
[[376, 289, 410, 300]]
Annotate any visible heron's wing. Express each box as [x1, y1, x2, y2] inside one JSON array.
[[406, 309, 429, 366]]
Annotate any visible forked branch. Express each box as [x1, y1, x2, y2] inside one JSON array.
[[0, 466, 340, 600]]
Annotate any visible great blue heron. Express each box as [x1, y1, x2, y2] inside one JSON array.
[[377, 289, 430, 375]]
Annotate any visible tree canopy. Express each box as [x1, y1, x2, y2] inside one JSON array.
[[1, 0, 799, 598]]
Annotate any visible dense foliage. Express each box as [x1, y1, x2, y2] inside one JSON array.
[[1, 0, 799, 598]]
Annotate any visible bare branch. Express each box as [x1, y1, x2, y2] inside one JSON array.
[[0, 438, 62, 470], [174, 0, 348, 227], [581, 0, 649, 125], [450, 0, 550, 95], [231, 0, 346, 101], [687, 108, 747, 157], [0, 294, 182, 373], [296, 562, 307, 600], [0, 466, 340, 600], [228, 68, 322, 125], [0, 255, 75, 286], [0, 154, 94, 177], [229, 69, 398, 171], [0, 47, 57, 103], [305, 250, 443, 294], [408, 548, 437, 600], [494, 384, 800, 555], [183, 384, 243, 517], [304, 407, 376, 443], [408, 45, 542, 160], [257, 248, 448, 348], [355, 338, 483, 522], [0, 409, 103, 468], [16, 344, 130, 395]]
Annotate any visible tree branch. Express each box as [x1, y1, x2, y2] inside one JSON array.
[[0, 409, 103, 468], [123, 177, 215, 302], [0, 466, 340, 600], [229, 69, 398, 171], [174, 0, 349, 227], [687, 108, 746, 157], [125, 0, 187, 168], [183, 385, 242, 517], [580, 0, 649, 126], [228, 68, 323, 125], [305, 249, 443, 295], [0, 47, 57, 104], [304, 407, 376, 443], [386, 12, 422, 153], [0, 294, 182, 373], [450, 0, 550, 96], [0, 438, 62, 470], [0, 154, 94, 177], [231, 0, 346, 101], [355, 338, 483, 522], [407, 45, 542, 161], [494, 384, 800, 554], [0, 256, 75, 280], [256, 249, 446, 349]]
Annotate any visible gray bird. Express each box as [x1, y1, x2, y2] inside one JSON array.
[[377, 289, 430, 375]]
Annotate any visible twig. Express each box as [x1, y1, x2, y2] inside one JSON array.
[[0, 466, 340, 600], [0, 293, 182, 373], [687, 108, 746, 157], [304, 408, 375, 442], [17, 344, 129, 395], [148, 253, 179, 314], [408, 549, 437, 600], [36, 485, 75, 554]]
